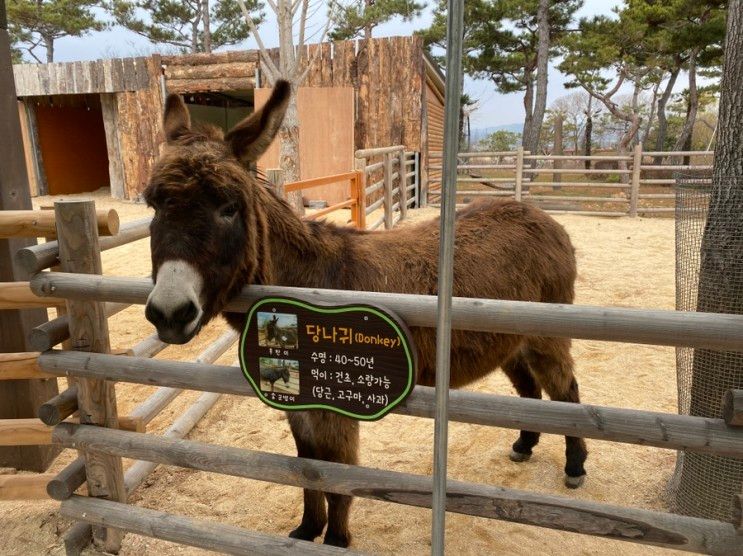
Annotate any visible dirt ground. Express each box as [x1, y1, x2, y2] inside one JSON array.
[[2, 189, 683, 555]]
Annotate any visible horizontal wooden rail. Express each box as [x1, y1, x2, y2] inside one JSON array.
[[0, 352, 53, 380], [640, 179, 677, 185], [47, 457, 86, 500], [529, 196, 628, 203], [429, 150, 531, 157], [61, 495, 362, 556], [455, 191, 515, 197], [524, 155, 632, 161], [305, 199, 356, 221], [643, 150, 713, 156], [527, 182, 629, 188], [523, 168, 633, 175], [284, 171, 359, 193], [15, 216, 152, 274], [0, 415, 144, 446], [431, 164, 516, 170], [365, 197, 384, 214], [640, 165, 712, 171], [0, 473, 56, 500], [30, 273, 743, 351], [364, 161, 385, 173], [355, 145, 404, 158], [38, 352, 743, 459], [0, 208, 119, 238], [367, 215, 385, 230], [53, 424, 742, 554], [0, 281, 65, 309]]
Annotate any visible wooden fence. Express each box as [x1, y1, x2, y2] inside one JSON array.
[[428, 146, 714, 217], [18, 199, 743, 554], [267, 170, 367, 229], [355, 146, 419, 230], [0, 205, 241, 517]]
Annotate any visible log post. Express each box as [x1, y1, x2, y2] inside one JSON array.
[[350, 168, 366, 230], [514, 147, 524, 202], [54, 200, 126, 553], [383, 153, 393, 229], [265, 168, 285, 198], [630, 143, 642, 217], [38, 386, 78, 425], [722, 390, 743, 427], [398, 149, 408, 220], [0, 7, 59, 469]]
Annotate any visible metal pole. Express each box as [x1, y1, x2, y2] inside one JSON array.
[[431, 0, 465, 553]]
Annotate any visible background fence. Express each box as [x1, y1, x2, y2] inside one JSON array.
[[427, 145, 714, 217]]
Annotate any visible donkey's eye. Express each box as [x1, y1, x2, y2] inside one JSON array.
[[219, 203, 238, 219]]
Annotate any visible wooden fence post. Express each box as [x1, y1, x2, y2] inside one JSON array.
[[630, 143, 642, 217], [514, 147, 524, 202], [383, 153, 393, 229], [414, 151, 421, 208], [266, 168, 284, 198], [351, 163, 366, 230], [419, 151, 428, 208], [398, 149, 408, 220], [55, 200, 126, 553]]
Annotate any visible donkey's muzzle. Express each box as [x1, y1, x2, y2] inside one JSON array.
[[145, 300, 200, 344]]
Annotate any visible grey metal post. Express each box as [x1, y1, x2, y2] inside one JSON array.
[[431, 0, 465, 553]]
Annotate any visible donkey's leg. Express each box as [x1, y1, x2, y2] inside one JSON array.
[[315, 414, 359, 547], [502, 354, 543, 462], [524, 338, 588, 488], [287, 413, 327, 541]]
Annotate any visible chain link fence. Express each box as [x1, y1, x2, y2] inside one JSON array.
[[672, 174, 743, 521]]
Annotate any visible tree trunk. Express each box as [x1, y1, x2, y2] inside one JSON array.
[[675, 0, 743, 521], [43, 34, 53, 63], [202, 0, 212, 53], [673, 48, 700, 154], [280, 86, 304, 214], [584, 95, 593, 169], [641, 80, 660, 147], [526, 0, 550, 155], [654, 64, 680, 162], [521, 73, 534, 151]]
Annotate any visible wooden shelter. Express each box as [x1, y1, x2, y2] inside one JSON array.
[[12, 36, 445, 203]]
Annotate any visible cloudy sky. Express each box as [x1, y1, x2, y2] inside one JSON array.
[[40, 0, 621, 128]]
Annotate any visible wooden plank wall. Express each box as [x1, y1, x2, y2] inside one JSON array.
[[425, 80, 445, 193], [162, 51, 258, 94], [113, 57, 165, 200], [256, 87, 355, 204], [262, 36, 426, 153], [13, 57, 151, 97]]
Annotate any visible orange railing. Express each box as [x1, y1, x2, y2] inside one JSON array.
[[283, 170, 366, 229]]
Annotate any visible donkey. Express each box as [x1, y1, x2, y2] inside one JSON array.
[[144, 80, 587, 548], [260, 363, 291, 393], [265, 315, 297, 349]]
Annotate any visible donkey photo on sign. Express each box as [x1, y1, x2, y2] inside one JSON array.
[[143, 80, 586, 548]]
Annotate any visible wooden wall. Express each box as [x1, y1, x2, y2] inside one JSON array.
[[163, 51, 258, 94], [424, 78, 445, 192], [111, 57, 165, 200], [13, 57, 152, 96], [263, 36, 426, 153], [256, 87, 355, 204]]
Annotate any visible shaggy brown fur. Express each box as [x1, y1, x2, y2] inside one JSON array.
[[144, 80, 587, 548]]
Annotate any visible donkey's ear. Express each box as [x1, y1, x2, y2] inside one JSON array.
[[163, 94, 191, 142], [225, 80, 291, 164]]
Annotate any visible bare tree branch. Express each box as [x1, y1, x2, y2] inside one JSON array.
[[297, 13, 331, 84], [237, 0, 280, 80]]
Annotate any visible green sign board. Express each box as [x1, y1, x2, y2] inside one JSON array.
[[239, 297, 417, 420]]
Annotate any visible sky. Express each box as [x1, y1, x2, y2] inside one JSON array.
[[31, 0, 634, 129]]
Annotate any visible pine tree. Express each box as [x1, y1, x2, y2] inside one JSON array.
[[108, 0, 264, 54], [329, 0, 424, 42], [8, 0, 105, 62]]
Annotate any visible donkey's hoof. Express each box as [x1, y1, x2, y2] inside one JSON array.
[[564, 474, 586, 489], [289, 524, 324, 542], [509, 449, 532, 463], [324, 531, 351, 548]]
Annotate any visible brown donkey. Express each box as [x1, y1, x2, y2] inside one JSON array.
[[143, 80, 587, 547]]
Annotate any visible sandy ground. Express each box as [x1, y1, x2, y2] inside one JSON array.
[[2, 189, 683, 555]]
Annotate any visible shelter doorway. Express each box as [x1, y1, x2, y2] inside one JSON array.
[[30, 94, 110, 195], [182, 90, 253, 134]]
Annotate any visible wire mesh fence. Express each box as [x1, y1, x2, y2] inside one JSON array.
[[672, 173, 743, 521]]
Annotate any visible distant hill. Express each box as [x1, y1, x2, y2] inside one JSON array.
[[470, 124, 523, 144]]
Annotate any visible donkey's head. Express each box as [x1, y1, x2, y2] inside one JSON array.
[[144, 80, 291, 344], [280, 366, 291, 384], [265, 315, 280, 342]]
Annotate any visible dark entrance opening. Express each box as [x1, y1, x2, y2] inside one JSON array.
[[32, 94, 110, 195], [182, 90, 253, 133]]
